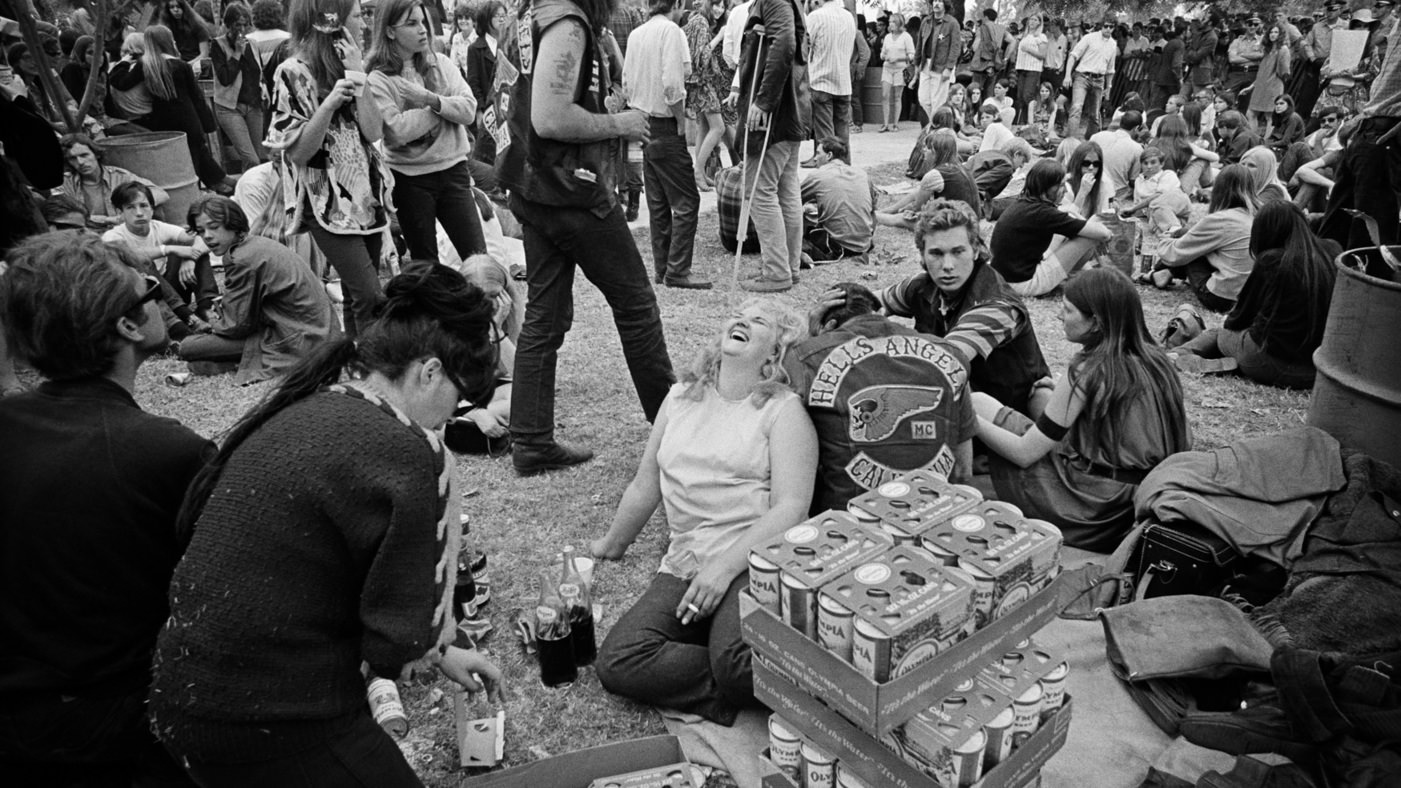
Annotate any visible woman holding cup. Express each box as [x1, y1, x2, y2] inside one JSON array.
[[265, 0, 391, 337]]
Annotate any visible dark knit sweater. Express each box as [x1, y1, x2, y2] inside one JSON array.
[[150, 388, 453, 761]]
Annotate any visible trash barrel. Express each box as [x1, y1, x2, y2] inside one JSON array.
[[863, 67, 883, 127], [99, 132, 201, 225], [1307, 249, 1401, 470]]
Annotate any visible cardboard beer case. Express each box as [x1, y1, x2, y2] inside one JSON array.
[[754, 656, 1072, 788], [846, 471, 983, 540], [977, 639, 1068, 703], [920, 504, 1063, 630], [740, 570, 1077, 737], [749, 511, 892, 639], [462, 735, 694, 788]]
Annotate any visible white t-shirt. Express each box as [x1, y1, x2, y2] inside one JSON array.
[[103, 220, 200, 268], [978, 122, 1015, 153]]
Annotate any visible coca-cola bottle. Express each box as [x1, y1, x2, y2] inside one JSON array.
[[558, 545, 596, 666], [536, 569, 577, 687]]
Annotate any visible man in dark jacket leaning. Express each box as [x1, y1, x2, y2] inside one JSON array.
[[729, 0, 809, 292]]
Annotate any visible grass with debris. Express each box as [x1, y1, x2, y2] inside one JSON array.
[[120, 159, 1308, 786]]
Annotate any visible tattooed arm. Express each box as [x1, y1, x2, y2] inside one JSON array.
[[532, 18, 649, 144]]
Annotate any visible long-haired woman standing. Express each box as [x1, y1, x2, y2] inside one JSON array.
[[107, 25, 230, 190], [367, 0, 486, 264], [211, 2, 267, 171], [265, 0, 391, 337]]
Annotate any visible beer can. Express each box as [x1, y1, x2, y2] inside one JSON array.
[[816, 594, 854, 662], [367, 677, 409, 738], [880, 522, 916, 546], [800, 742, 836, 788], [780, 572, 818, 639], [767, 714, 801, 778], [1039, 662, 1069, 718], [749, 553, 781, 614], [835, 763, 873, 788], [850, 617, 890, 682], [982, 707, 1015, 771], [952, 729, 986, 788], [919, 536, 959, 566], [1011, 683, 1043, 748], [957, 558, 995, 631], [627, 140, 644, 164]]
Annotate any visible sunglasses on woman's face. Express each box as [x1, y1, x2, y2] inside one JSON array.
[[1082, 160, 1101, 169]]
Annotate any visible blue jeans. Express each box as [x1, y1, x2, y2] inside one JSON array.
[[508, 196, 675, 440], [392, 160, 487, 264], [810, 90, 851, 163], [596, 572, 753, 726], [642, 117, 700, 282], [1068, 72, 1106, 135]]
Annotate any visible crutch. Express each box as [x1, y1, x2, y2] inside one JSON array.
[[731, 29, 773, 296]]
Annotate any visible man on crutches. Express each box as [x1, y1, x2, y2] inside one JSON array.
[[726, 0, 810, 293]]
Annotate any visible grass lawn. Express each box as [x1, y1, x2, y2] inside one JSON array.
[[123, 159, 1310, 786]]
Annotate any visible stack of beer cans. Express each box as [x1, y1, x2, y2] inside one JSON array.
[[748, 471, 1070, 788]]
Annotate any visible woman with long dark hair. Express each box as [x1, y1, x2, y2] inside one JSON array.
[[211, 2, 268, 171], [1063, 140, 1110, 217], [265, 0, 390, 337], [1264, 93, 1304, 156], [1173, 202, 1338, 388], [1247, 23, 1291, 131], [151, 264, 504, 785], [107, 25, 230, 190], [158, 0, 213, 65], [1153, 113, 1218, 194], [367, 0, 486, 264], [974, 267, 1191, 552], [991, 157, 1111, 297], [879, 128, 981, 227], [1153, 164, 1259, 312]]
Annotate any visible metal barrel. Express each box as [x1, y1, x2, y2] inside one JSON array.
[[98, 132, 201, 225], [1307, 251, 1401, 470]]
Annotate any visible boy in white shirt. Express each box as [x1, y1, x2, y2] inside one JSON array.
[[1121, 146, 1190, 277], [976, 103, 1016, 153], [102, 181, 216, 320]]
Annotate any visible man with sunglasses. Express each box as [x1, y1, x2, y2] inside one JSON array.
[[1225, 15, 1265, 108], [1063, 17, 1118, 135], [0, 232, 214, 784]]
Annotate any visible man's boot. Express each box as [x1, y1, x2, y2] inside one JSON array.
[[625, 190, 640, 223]]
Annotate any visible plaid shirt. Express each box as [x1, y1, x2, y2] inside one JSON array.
[[609, 4, 644, 58]]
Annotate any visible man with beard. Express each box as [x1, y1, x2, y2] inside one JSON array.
[[496, 0, 676, 474]]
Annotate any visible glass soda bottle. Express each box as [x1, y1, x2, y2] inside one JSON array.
[[452, 515, 476, 623], [536, 569, 577, 687], [558, 545, 596, 667]]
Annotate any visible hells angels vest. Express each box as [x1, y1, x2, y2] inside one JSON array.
[[492, 0, 620, 217]]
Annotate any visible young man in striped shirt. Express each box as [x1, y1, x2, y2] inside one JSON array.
[[878, 199, 1051, 417], [803, 0, 856, 165]]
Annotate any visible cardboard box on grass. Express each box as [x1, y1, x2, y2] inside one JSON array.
[[754, 657, 1072, 788], [739, 570, 1077, 737], [454, 692, 504, 768], [461, 735, 692, 788]]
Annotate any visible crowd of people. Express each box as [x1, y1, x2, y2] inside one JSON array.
[[2, 0, 1400, 785]]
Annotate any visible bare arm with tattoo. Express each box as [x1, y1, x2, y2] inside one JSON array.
[[532, 18, 650, 144]]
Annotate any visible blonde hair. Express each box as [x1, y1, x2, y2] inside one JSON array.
[[679, 298, 807, 408], [141, 25, 179, 101]]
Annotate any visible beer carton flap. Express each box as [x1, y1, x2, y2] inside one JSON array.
[[751, 512, 891, 590], [977, 638, 1068, 701], [462, 735, 689, 788], [586, 761, 696, 788], [821, 547, 974, 639], [455, 700, 505, 769], [753, 655, 1073, 788], [846, 471, 981, 537], [922, 504, 1061, 571], [741, 571, 1078, 736]]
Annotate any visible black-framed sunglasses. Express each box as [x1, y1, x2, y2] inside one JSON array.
[[1081, 160, 1101, 168], [128, 274, 163, 312]]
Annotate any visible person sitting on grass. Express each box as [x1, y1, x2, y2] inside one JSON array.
[[102, 181, 217, 323], [592, 299, 817, 727], [975, 102, 1015, 153], [989, 158, 1112, 298], [1119, 146, 1190, 278], [798, 137, 876, 265], [974, 267, 1191, 552], [56, 133, 169, 229], [176, 196, 337, 383], [151, 264, 505, 785], [1151, 164, 1260, 313], [967, 136, 1037, 213], [1172, 201, 1339, 389], [878, 129, 982, 229], [444, 254, 515, 455], [879, 200, 1052, 417], [785, 282, 975, 513]]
